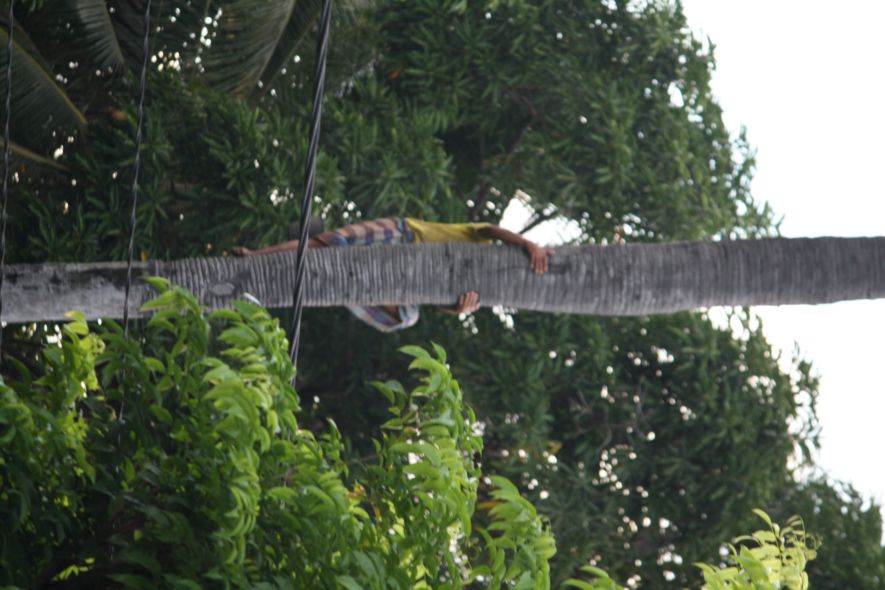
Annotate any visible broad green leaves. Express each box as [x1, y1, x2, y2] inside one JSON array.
[[0, 283, 554, 588], [697, 512, 817, 590], [567, 511, 817, 590], [366, 343, 555, 588], [371, 0, 774, 240]]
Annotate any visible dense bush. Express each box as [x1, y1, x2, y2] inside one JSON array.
[[1, 283, 822, 590], [0, 282, 554, 588], [0, 0, 882, 586]]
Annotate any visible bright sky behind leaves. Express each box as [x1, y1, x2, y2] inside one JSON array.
[[679, 0, 885, 516]]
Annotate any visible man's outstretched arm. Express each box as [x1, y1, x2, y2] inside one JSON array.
[[480, 225, 555, 274], [233, 237, 327, 256]]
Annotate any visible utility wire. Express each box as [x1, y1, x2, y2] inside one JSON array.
[[289, 0, 332, 374], [123, 0, 152, 338], [0, 0, 14, 356]]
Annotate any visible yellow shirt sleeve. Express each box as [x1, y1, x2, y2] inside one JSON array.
[[405, 218, 492, 244]]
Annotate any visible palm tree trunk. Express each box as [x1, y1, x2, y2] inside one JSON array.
[[3, 237, 884, 323]]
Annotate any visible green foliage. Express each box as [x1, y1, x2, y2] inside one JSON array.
[[565, 566, 623, 590], [3, 0, 880, 587], [0, 14, 86, 154], [362, 0, 773, 240], [696, 510, 816, 590], [7, 71, 454, 266], [305, 307, 821, 587], [6, 0, 778, 268], [0, 282, 554, 588], [0, 0, 371, 174], [770, 478, 885, 589], [9, 72, 310, 262], [566, 511, 817, 590]]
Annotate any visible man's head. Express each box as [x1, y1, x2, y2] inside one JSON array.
[[289, 216, 325, 241]]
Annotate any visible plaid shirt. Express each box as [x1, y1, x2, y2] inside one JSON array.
[[315, 218, 420, 332]]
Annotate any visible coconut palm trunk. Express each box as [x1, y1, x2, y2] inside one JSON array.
[[2, 237, 884, 323]]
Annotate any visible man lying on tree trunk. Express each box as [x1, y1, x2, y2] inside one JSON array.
[[234, 217, 554, 332]]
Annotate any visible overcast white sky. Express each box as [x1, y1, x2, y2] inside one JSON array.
[[678, 0, 885, 513]]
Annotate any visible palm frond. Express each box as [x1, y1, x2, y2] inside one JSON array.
[[0, 19, 87, 151], [257, 0, 323, 91], [0, 138, 69, 171], [15, 0, 131, 79], [106, 0, 154, 74], [68, 0, 127, 71], [259, 0, 375, 100], [196, 0, 298, 96]]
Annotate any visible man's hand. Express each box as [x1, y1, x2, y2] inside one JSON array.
[[525, 243, 555, 274], [438, 291, 481, 316], [232, 246, 254, 256], [479, 225, 554, 274], [454, 291, 481, 314]]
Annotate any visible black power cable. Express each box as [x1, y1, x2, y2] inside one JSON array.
[[123, 0, 152, 338], [0, 0, 13, 356], [288, 0, 332, 373]]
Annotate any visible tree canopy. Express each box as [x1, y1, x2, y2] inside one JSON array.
[[1, 0, 883, 588], [1, 281, 823, 589]]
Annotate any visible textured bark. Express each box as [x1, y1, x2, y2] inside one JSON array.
[[2, 237, 884, 323]]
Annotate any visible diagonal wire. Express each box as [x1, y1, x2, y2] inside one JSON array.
[[122, 0, 152, 339], [0, 0, 14, 356], [288, 0, 331, 374]]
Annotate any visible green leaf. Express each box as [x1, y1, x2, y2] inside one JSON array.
[[403, 462, 439, 479], [267, 486, 298, 503], [219, 325, 260, 347], [408, 357, 448, 378], [399, 344, 431, 360], [143, 357, 165, 373], [336, 576, 363, 590], [370, 380, 396, 404], [119, 549, 163, 573], [149, 404, 173, 424], [64, 311, 89, 334], [0, 138, 68, 170], [142, 276, 171, 293], [489, 475, 519, 494], [209, 309, 243, 321], [430, 341, 447, 364], [752, 508, 774, 528], [140, 290, 177, 312], [305, 485, 336, 511]]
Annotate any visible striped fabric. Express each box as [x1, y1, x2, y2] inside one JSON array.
[[316, 218, 420, 332], [314, 217, 412, 247], [347, 302, 420, 333]]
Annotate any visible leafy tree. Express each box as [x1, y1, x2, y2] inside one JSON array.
[[769, 478, 885, 589], [296, 307, 821, 587], [4, 0, 776, 267], [567, 510, 819, 590], [5, 0, 362, 155], [0, 282, 555, 588], [2, 0, 882, 587], [0, 285, 826, 590], [358, 0, 773, 241]]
